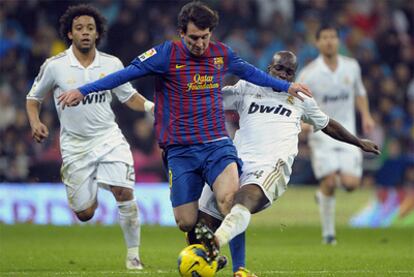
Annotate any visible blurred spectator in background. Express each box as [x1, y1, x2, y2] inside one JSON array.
[[0, 0, 412, 188]]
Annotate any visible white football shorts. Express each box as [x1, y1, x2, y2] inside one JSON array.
[[199, 159, 290, 220], [61, 142, 135, 212], [311, 146, 362, 179]]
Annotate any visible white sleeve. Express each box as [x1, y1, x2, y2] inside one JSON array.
[[26, 59, 55, 102], [111, 58, 138, 103], [301, 94, 329, 132], [354, 61, 367, 96], [222, 80, 244, 110]]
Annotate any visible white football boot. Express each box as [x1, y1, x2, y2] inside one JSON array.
[[126, 257, 144, 270]]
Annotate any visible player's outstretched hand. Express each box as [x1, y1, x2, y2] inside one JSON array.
[[57, 89, 83, 110], [359, 139, 381, 155], [287, 83, 312, 101], [31, 121, 49, 143]]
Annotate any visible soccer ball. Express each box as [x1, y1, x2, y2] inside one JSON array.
[[177, 244, 217, 277]]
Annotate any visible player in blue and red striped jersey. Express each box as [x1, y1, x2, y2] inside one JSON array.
[[58, 1, 311, 274]]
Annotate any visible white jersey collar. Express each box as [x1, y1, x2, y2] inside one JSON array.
[[68, 45, 101, 69], [317, 54, 342, 74]]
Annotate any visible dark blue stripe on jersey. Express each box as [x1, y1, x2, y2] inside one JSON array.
[[205, 46, 220, 139], [161, 85, 171, 144], [174, 46, 184, 144], [202, 55, 216, 140], [154, 77, 168, 144], [214, 44, 227, 137]]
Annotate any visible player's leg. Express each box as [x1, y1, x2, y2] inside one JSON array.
[[311, 148, 340, 244], [96, 160, 143, 270], [195, 140, 241, 260], [319, 148, 362, 244], [173, 201, 199, 232], [317, 174, 338, 244], [197, 186, 244, 273], [62, 161, 99, 222], [339, 149, 363, 192], [212, 162, 240, 215], [213, 184, 266, 248], [203, 139, 243, 217], [214, 160, 286, 249], [167, 145, 206, 232], [110, 185, 143, 270], [75, 201, 98, 221], [190, 185, 223, 244], [340, 175, 361, 192]]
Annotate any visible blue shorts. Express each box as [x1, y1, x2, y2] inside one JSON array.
[[165, 139, 243, 208]]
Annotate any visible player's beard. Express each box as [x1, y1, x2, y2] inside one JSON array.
[[73, 39, 94, 54], [79, 46, 92, 54]]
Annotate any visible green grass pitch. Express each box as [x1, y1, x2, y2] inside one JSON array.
[[1, 187, 413, 276]]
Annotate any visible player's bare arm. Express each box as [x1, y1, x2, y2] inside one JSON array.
[[322, 118, 380, 155], [26, 99, 49, 143], [356, 95, 375, 134], [125, 93, 155, 115]]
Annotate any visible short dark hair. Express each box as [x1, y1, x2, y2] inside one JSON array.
[[178, 1, 219, 33], [315, 23, 339, 40], [59, 4, 107, 46]]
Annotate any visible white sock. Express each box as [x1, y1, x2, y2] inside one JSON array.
[[317, 190, 336, 237], [117, 200, 141, 260], [215, 204, 251, 247]]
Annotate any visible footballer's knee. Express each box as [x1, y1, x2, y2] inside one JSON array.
[[320, 174, 337, 196], [76, 209, 95, 222], [110, 186, 134, 201], [176, 219, 196, 232], [235, 185, 267, 213], [343, 184, 358, 192], [340, 176, 360, 193], [343, 186, 356, 192], [173, 202, 198, 232], [75, 201, 97, 222], [216, 191, 235, 215]]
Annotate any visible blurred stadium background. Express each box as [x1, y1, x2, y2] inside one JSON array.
[[0, 0, 413, 276]]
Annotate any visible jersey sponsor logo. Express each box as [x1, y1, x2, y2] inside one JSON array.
[[187, 74, 219, 92], [71, 93, 107, 107], [175, 64, 186, 69], [213, 57, 224, 69], [138, 48, 157, 62], [248, 102, 292, 117], [322, 93, 349, 103]]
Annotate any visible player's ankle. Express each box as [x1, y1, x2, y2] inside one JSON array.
[[127, 246, 139, 260]]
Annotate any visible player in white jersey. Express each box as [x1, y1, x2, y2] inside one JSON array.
[[195, 51, 379, 265], [297, 24, 375, 244], [25, 5, 153, 270]]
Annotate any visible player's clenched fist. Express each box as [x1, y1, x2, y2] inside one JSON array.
[[57, 89, 84, 109], [31, 121, 49, 143]]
